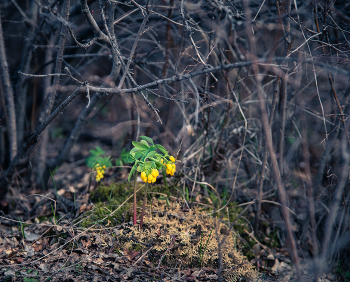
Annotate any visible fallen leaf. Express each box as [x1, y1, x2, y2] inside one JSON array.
[[79, 203, 87, 214], [68, 185, 76, 193], [192, 270, 202, 277], [57, 188, 65, 196], [4, 270, 15, 276], [39, 263, 50, 273], [24, 244, 35, 257], [271, 259, 280, 273], [24, 232, 41, 242], [94, 257, 104, 265]]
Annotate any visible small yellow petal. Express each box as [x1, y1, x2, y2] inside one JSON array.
[[170, 156, 175, 162]]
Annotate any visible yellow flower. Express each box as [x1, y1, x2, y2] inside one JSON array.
[[151, 169, 158, 177], [165, 162, 176, 175], [95, 163, 107, 182], [170, 156, 175, 162], [141, 171, 146, 178]]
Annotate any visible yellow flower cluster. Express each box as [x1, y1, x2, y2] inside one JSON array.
[[166, 156, 176, 176], [95, 164, 106, 182], [141, 169, 159, 183]]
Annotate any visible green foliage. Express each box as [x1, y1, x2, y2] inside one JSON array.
[[115, 148, 133, 167], [86, 146, 112, 169], [127, 135, 175, 182], [23, 269, 39, 282]]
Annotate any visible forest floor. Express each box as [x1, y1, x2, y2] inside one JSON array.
[[0, 144, 342, 282]]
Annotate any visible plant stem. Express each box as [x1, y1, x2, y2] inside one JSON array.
[[133, 173, 137, 226], [162, 170, 168, 189], [140, 182, 148, 229]]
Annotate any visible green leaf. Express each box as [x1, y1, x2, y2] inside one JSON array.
[[140, 140, 149, 146], [121, 149, 133, 163], [146, 151, 157, 159], [140, 149, 150, 162], [155, 161, 164, 170], [130, 147, 140, 154], [132, 141, 149, 150], [128, 165, 137, 181], [89, 146, 105, 156], [140, 136, 154, 145], [155, 144, 168, 155], [159, 196, 170, 207], [86, 156, 97, 168], [134, 151, 144, 161], [144, 161, 152, 169]]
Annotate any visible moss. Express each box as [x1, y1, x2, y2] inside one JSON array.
[[91, 182, 135, 202], [115, 198, 259, 281], [113, 248, 123, 256], [80, 181, 257, 279], [130, 243, 143, 252], [81, 182, 180, 228]]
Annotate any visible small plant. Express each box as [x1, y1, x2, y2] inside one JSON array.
[[127, 136, 176, 228], [50, 203, 57, 225], [18, 218, 26, 239], [86, 146, 113, 182], [199, 226, 214, 267], [85, 137, 176, 229]]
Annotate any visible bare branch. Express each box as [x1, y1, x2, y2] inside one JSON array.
[[0, 13, 17, 160]]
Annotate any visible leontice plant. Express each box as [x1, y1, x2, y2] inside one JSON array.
[[86, 146, 112, 182], [86, 137, 176, 228], [127, 136, 176, 228]]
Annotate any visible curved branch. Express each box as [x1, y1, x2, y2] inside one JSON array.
[[80, 0, 110, 44]]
